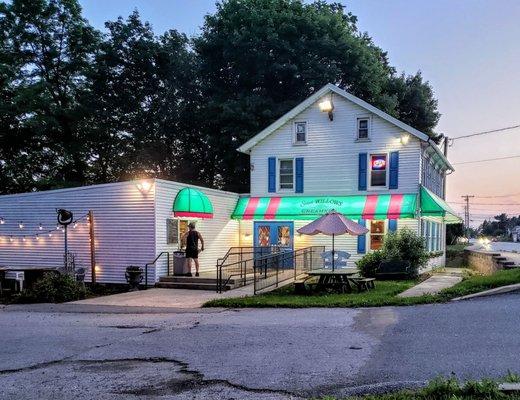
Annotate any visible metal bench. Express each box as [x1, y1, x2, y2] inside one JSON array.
[[376, 260, 412, 280]]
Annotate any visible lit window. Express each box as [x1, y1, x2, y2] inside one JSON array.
[[370, 154, 387, 187], [370, 220, 385, 250], [357, 118, 369, 139], [294, 122, 307, 144], [279, 159, 294, 190]]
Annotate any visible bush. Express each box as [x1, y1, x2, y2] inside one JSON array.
[[356, 250, 385, 278], [16, 272, 87, 303], [382, 228, 429, 277], [356, 228, 429, 279]]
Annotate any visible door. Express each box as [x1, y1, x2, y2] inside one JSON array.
[[254, 221, 294, 268]]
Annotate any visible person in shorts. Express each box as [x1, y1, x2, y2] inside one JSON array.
[[182, 222, 204, 277]]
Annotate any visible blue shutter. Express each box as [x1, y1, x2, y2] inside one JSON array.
[[295, 157, 304, 193], [358, 153, 367, 191], [357, 219, 366, 254], [388, 219, 398, 232], [389, 151, 399, 189], [268, 157, 276, 193]]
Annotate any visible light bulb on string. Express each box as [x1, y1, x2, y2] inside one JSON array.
[[19, 221, 24, 229], [22, 236, 26, 242], [36, 234, 39, 241], [39, 223, 43, 230], [48, 232, 53, 238], [73, 222, 77, 229], [56, 224, 60, 230], [0, 217, 4, 224], [9, 236, 13, 242]]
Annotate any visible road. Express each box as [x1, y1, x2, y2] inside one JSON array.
[[1, 294, 520, 399]]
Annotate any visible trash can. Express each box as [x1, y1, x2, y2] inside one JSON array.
[[173, 250, 189, 276]]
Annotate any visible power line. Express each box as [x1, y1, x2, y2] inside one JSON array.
[[452, 154, 520, 165], [474, 192, 520, 198], [451, 124, 520, 141]]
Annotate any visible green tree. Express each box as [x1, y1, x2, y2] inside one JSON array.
[[0, 0, 99, 193], [84, 12, 201, 184], [195, 0, 441, 191]]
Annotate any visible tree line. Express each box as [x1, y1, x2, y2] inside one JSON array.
[[0, 0, 441, 194]]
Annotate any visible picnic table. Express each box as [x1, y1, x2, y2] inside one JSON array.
[[306, 268, 359, 293]]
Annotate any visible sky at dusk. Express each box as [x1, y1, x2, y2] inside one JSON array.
[[79, 0, 520, 226]]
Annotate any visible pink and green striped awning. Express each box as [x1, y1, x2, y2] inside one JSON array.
[[231, 194, 417, 220]]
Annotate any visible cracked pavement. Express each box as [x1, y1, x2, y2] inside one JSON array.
[[1, 293, 520, 399]]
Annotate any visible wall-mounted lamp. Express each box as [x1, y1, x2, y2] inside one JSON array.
[[318, 96, 334, 121], [400, 134, 410, 145], [136, 179, 153, 194]]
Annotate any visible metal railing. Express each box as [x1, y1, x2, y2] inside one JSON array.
[[144, 251, 170, 289], [253, 246, 325, 294], [216, 246, 280, 293]]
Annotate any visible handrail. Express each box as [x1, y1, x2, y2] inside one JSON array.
[[144, 251, 170, 289], [216, 246, 280, 293]]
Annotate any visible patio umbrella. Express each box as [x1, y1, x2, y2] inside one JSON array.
[[297, 210, 369, 271]]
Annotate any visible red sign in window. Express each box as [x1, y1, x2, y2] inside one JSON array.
[[371, 155, 387, 170]]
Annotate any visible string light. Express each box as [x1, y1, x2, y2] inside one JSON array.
[[0, 213, 90, 242]]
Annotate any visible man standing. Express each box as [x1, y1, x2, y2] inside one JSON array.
[[182, 222, 204, 277]]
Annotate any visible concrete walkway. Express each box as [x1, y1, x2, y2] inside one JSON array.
[[71, 285, 254, 309], [398, 274, 462, 298]]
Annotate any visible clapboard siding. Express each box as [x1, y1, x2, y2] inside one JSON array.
[[0, 181, 156, 284], [239, 218, 419, 265], [154, 180, 240, 277], [250, 95, 422, 197]]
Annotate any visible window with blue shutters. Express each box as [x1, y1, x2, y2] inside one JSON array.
[[295, 158, 304, 193], [268, 157, 276, 193], [358, 153, 367, 190]]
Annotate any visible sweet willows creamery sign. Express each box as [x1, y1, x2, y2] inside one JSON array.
[[231, 194, 418, 220]]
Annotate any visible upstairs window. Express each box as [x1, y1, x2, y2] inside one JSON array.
[[370, 154, 387, 187], [294, 122, 307, 144], [279, 159, 294, 190], [357, 118, 369, 139]]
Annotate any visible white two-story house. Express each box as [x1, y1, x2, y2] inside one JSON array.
[[232, 83, 460, 267]]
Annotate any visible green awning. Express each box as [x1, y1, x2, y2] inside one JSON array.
[[420, 186, 461, 224], [173, 187, 214, 219], [231, 193, 418, 220]]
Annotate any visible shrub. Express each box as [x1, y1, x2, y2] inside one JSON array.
[[16, 272, 87, 303], [382, 228, 429, 277], [356, 250, 385, 278]]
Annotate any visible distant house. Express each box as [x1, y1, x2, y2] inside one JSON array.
[[511, 226, 520, 242]]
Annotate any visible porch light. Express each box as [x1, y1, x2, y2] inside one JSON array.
[[318, 98, 334, 121], [400, 134, 410, 145], [136, 179, 153, 194]]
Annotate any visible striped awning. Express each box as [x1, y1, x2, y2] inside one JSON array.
[[231, 194, 417, 221]]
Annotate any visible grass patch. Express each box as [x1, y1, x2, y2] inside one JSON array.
[[319, 375, 520, 399], [204, 268, 520, 308]]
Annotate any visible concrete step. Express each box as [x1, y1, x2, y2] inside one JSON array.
[[159, 276, 253, 285], [503, 265, 520, 270], [493, 256, 507, 261], [155, 282, 232, 291], [499, 261, 515, 266]]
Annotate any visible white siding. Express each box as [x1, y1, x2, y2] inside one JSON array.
[[154, 180, 240, 277], [0, 181, 156, 284], [249, 95, 422, 197], [239, 218, 419, 265]]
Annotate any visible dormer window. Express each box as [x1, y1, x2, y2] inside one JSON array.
[[294, 122, 307, 144], [357, 118, 369, 140]]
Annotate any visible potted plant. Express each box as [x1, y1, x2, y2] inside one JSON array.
[[125, 266, 143, 291]]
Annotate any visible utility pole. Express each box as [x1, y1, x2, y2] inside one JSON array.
[[461, 195, 475, 237], [442, 135, 449, 198]]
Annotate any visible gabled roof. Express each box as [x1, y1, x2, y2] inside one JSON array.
[[237, 83, 453, 171]]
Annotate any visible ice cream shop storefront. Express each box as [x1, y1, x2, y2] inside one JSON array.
[[232, 187, 457, 267]]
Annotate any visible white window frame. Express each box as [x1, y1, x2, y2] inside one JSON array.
[[293, 121, 308, 145], [356, 116, 371, 141], [278, 158, 295, 191], [368, 219, 386, 251], [368, 152, 389, 190]]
